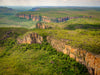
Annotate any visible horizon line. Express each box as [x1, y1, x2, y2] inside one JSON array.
[[0, 5, 100, 7]]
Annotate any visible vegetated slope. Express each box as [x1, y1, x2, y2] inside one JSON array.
[[1, 7, 100, 28], [0, 28, 89, 75], [18, 7, 100, 19], [39, 17, 100, 54], [0, 27, 29, 40], [0, 16, 37, 28], [45, 18, 100, 29], [0, 7, 16, 17], [31, 27, 100, 54], [0, 7, 38, 28]]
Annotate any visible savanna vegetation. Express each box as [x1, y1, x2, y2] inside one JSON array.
[[0, 7, 16, 17], [0, 7, 37, 28], [31, 28, 100, 54], [0, 7, 100, 75], [18, 7, 100, 19], [0, 16, 37, 28], [0, 28, 89, 75]]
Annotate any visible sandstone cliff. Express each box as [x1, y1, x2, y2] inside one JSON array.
[[16, 14, 92, 23], [47, 36, 100, 75], [36, 22, 50, 29], [42, 16, 51, 23], [17, 32, 100, 75], [17, 32, 43, 44]]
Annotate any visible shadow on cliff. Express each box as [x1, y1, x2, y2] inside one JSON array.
[[64, 24, 100, 30]]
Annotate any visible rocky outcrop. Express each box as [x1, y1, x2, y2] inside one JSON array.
[[16, 14, 25, 18], [32, 16, 41, 21], [36, 23, 50, 29], [47, 36, 100, 75], [24, 14, 30, 19], [16, 14, 92, 23], [17, 32, 43, 44], [55, 16, 92, 23], [42, 16, 51, 23]]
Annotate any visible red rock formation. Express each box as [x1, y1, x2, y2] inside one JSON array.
[[42, 16, 51, 23], [47, 36, 100, 75], [36, 23, 49, 29], [16, 14, 92, 23], [31, 15, 34, 18], [32, 17, 36, 21], [17, 14, 25, 18], [24, 14, 30, 19], [32, 16, 40, 21], [17, 32, 43, 44]]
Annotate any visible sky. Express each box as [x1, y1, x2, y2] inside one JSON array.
[[0, 0, 100, 7]]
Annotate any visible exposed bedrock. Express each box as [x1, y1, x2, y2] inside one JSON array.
[[16, 14, 92, 23], [17, 32, 43, 44], [36, 22, 50, 29], [17, 32, 100, 75], [47, 36, 100, 75]]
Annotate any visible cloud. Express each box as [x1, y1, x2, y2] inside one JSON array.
[[0, 0, 100, 6], [0, 0, 39, 6]]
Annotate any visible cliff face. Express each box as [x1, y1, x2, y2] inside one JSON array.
[[17, 32, 43, 44], [55, 16, 92, 23], [24, 14, 30, 19], [16, 14, 92, 23], [17, 32, 100, 75], [42, 16, 51, 23], [47, 36, 100, 75], [36, 23, 50, 29], [16, 14, 50, 22], [16, 14, 25, 18], [32, 15, 41, 21]]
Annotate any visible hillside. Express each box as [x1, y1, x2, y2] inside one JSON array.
[[16, 7, 100, 23], [0, 7, 37, 28], [0, 28, 89, 75], [0, 16, 37, 28], [17, 7, 100, 18], [0, 7, 17, 17], [0, 7, 100, 75]]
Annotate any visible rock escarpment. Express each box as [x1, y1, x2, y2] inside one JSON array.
[[36, 22, 50, 29], [17, 32, 43, 44], [42, 16, 51, 23], [16, 14, 92, 23], [47, 36, 100, 75], [55, 16, 92, 23]]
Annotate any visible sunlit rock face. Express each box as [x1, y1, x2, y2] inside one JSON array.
[[16, 14, 92, 23], [17, 32, 43, 44], [47, 36, 100, 75], [36, 23, 49, 29]]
